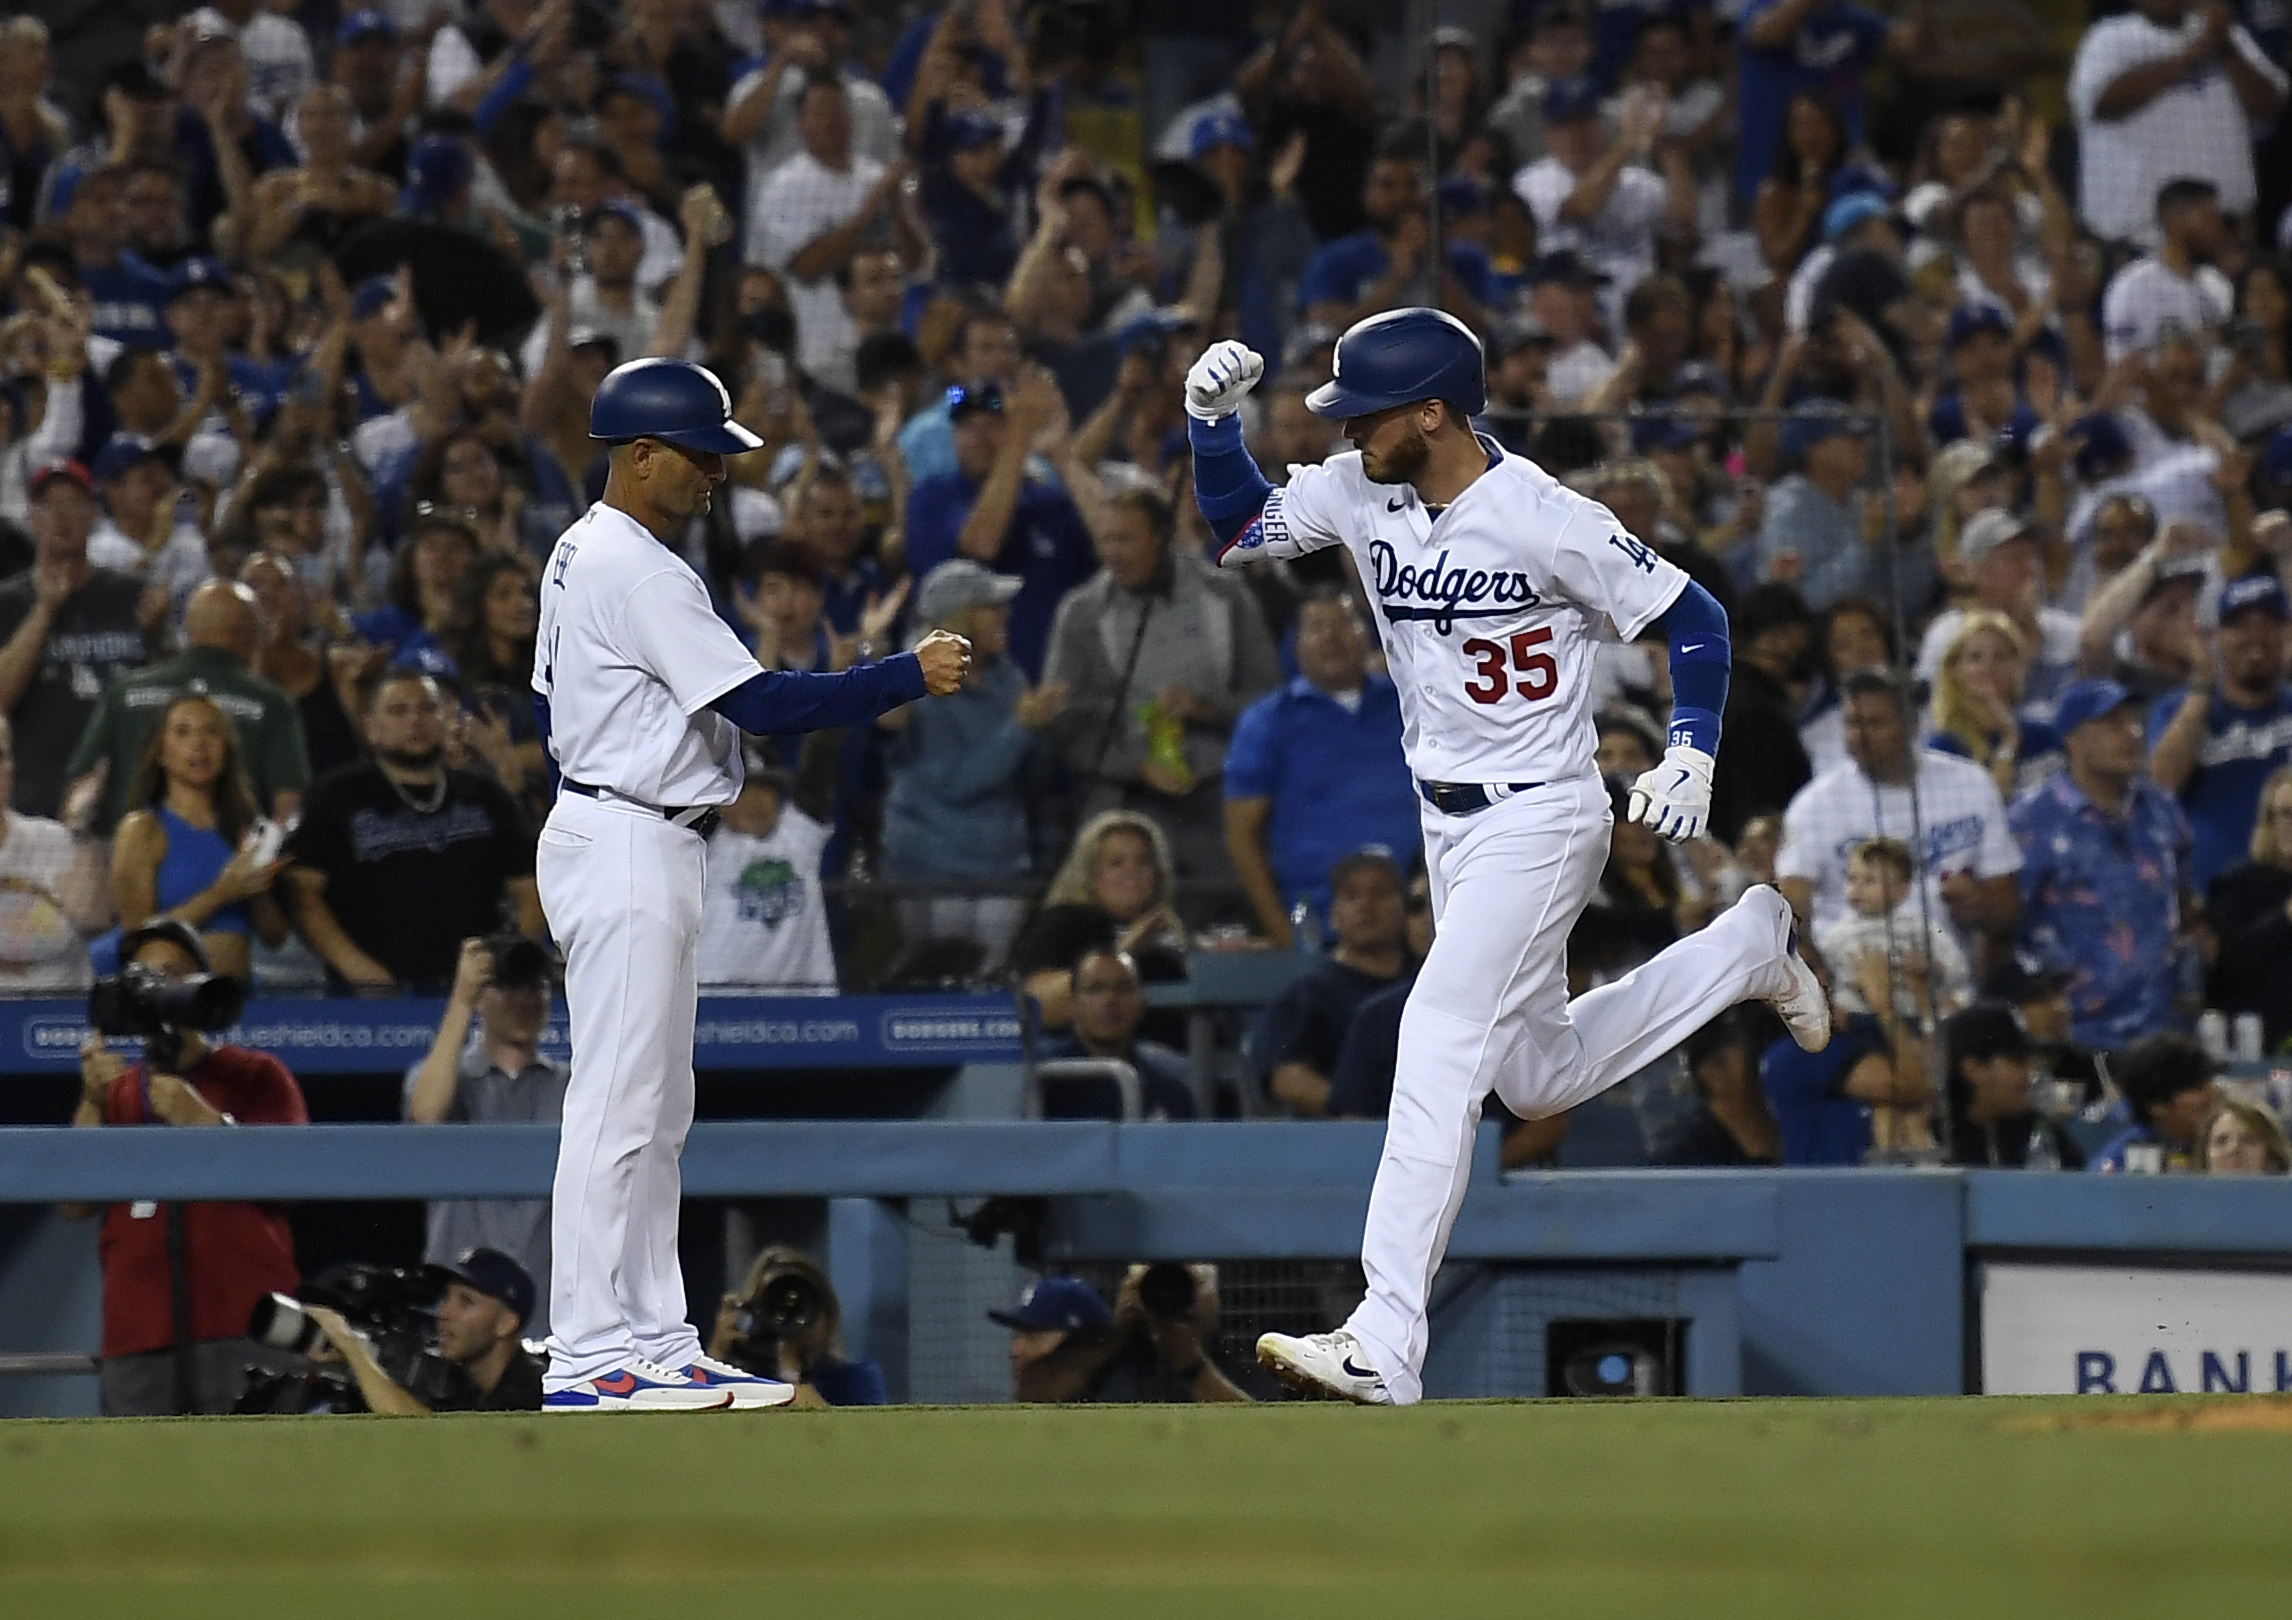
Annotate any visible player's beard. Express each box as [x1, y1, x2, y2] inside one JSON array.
[[1363, 422, 1430, 485]]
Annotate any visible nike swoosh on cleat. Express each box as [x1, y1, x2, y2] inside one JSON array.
[[593, 1371, 639, 1394], [1341, 1356, 1379, 1379]]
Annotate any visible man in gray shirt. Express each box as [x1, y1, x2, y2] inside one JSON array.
[[404, 933, 566, 1336]]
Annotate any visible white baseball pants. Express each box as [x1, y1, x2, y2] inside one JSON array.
[[1342, 776, 1798, 1404], [537, 791, 709, 1386]]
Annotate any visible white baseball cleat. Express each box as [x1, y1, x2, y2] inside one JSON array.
[[1754, 892, 1831, 1052], [1257, 1329, 1395, 1405], [542, 1357, 735, 1412], [673, 1352, 798, 1409]]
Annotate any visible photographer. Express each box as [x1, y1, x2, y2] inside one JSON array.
[[302, 1248, 544, 1414], [64, 918, 307, 1416], [991, 1268, 1251, 1404], [707, 1247, 885, 1408]]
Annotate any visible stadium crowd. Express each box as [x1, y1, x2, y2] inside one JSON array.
[[3, 0, 2292, 1189]]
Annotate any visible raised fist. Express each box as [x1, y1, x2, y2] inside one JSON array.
[[914, 629, 973, 697], [1184, 341, 1265, 422]]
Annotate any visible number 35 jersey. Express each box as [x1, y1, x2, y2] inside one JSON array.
[[1231, 440, 1688, 785]]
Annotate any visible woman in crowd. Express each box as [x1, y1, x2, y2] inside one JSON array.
[[239, 550, 363, 781], [1925, 611, 2060, 802], [1752, 94, 1848, 284], [2214, 259, 2292, 445], [403, 427, 556, 561], [1799, 596, 1895, 775], [2206, 764, 2292, 1053], [1012, 809, 1188, 1032], [880, 560, 1066, 974], [2200, 1098, 2290, 1175], [109, 693, 286, 984], [351, 508, 479, 678], [445, 553, 546, 813]]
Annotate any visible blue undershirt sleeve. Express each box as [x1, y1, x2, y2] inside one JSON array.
[[1188, 412, 1274, 548], [1656, 579, 1729, 757], [706, 652, 929, 734], [532, 692, 560, 798]]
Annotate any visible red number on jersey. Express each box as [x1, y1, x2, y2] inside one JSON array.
[[1460, 629, 1558, 704]]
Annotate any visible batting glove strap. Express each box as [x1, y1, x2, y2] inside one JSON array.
[[1185, 341, 1266, 422], [1627, 745, 1716, 844]]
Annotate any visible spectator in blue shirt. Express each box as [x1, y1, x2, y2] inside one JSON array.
[[2090, 1033, 2220, 1174], [1252, 850, 1411, 1117], [896, 308, 1024, 488], [901, 377, 1095, 679], [2013, 679, 2194, 1052], [163, 258, 295, 433], [1735, 0, 1929, 207], [1297, 144, 1495, 333], [2147, 572, 2292, 893], [1759, 1000, 1929, 1166], [1037, 946, 1199, 1121], [1757, 402, 1874, 611], [172, 32, 296, 254], [1223, 589, 1420, 945], [916, 104, 1047, 293], [56, 166, 170, 349]]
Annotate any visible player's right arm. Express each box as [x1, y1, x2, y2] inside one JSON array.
[[1184, 341, 1344, 565]]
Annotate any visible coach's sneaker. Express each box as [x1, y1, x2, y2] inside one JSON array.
[[542, 1358, 735, 1413], [673, 1353, 798, 1410], [1257, 1329, 1395, 1405]]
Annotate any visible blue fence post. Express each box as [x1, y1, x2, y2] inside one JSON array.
[[828, 1196, 911, 1403]]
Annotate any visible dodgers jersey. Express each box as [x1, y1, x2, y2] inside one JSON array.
[[534, 503, 764, 806], [1232, 440, 1688, 784]]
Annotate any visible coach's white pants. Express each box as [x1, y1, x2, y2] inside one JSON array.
[[538, 792, 708, 1386], [1342, 777, 1798, 1405]]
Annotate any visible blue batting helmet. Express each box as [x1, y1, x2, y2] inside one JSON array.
[[1306, 308, 1486, 421], [588, 358, 764, 454]]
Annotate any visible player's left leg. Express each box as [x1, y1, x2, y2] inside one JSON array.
[[1492, 885, 1810, 1121]]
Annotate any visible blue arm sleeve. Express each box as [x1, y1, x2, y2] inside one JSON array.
[[1656, 579, 1730, 757], [1188, 412, 1274, 549], [474, 60, 534, 135], [706, 652, 930, 734]]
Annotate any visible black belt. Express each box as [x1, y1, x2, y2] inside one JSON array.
[[563, 780, 722, 838], [1418, 780, 1543, 816]]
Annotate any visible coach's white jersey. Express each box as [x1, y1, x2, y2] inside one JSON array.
[[534, 503, 762, 806], [1237, 441, 1687, 784]]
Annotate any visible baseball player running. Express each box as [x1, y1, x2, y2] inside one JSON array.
[[533, 359, 968, 1411], [1186, 312, 1829, 1405]]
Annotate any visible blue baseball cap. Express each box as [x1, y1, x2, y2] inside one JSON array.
[[1631, 414, 1701, 453], [2052, 677, 2138, 737], [1782, 400, 1871, 459], [1525, 249, 1607, 288], [1823, 191, 1892, 243], [1188, 109, 1254, 162], [91, 434, 165, 484], [166, 256, 232, 302], [1543, 75, 1604, 126], [2219, 571, 2291, 623], [336, 8, 398, 45], [2067, 411, 2132, 483], [1828, 162, 1897, 204], [1436, 173, 1488, 218], [400, 135, 472, 215], [581, 197, 647, 237], [988, 1276, 1110, 1333], [350, 273, 396, 320], [598, 72, 675, 140], [429, 1246, 536, 1330], [1945, 304, 2012, 350], [945, 381, 1004, 420]]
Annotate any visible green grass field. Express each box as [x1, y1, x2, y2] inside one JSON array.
[[5, 1397, 2291, 1619]]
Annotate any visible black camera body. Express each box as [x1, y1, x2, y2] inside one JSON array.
[[237, 1262, 468, 1414], [1136, 1262, 1198, 1323], [734, 1271, 822, 1344], [89, 962, 245, 1074]]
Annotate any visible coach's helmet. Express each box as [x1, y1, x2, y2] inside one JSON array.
[[588, 357, 764, 454], [1306, 308, 1486, 422]]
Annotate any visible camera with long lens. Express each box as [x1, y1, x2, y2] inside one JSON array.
[[235, 1262, 467, 1414], [88, 961, 245, 1074], [734, 1271, 822, 1345], [1135, 1262, 1197, 1323]]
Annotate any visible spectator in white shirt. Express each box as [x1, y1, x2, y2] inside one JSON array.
[[2069, 0, 2287, 247], [186, 2, 314, 120], [1514, 77, 1689, 331], [1914, 510, 2084, 714], [2102, 178, 2234, 363], [1777, 668, 2023, 960], [1524, 252, 1615, 408], [546, 138, 685, 293], [721, 1, 901, 219], [747, 73, 923, 388], [519, 203, 661, 381]]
